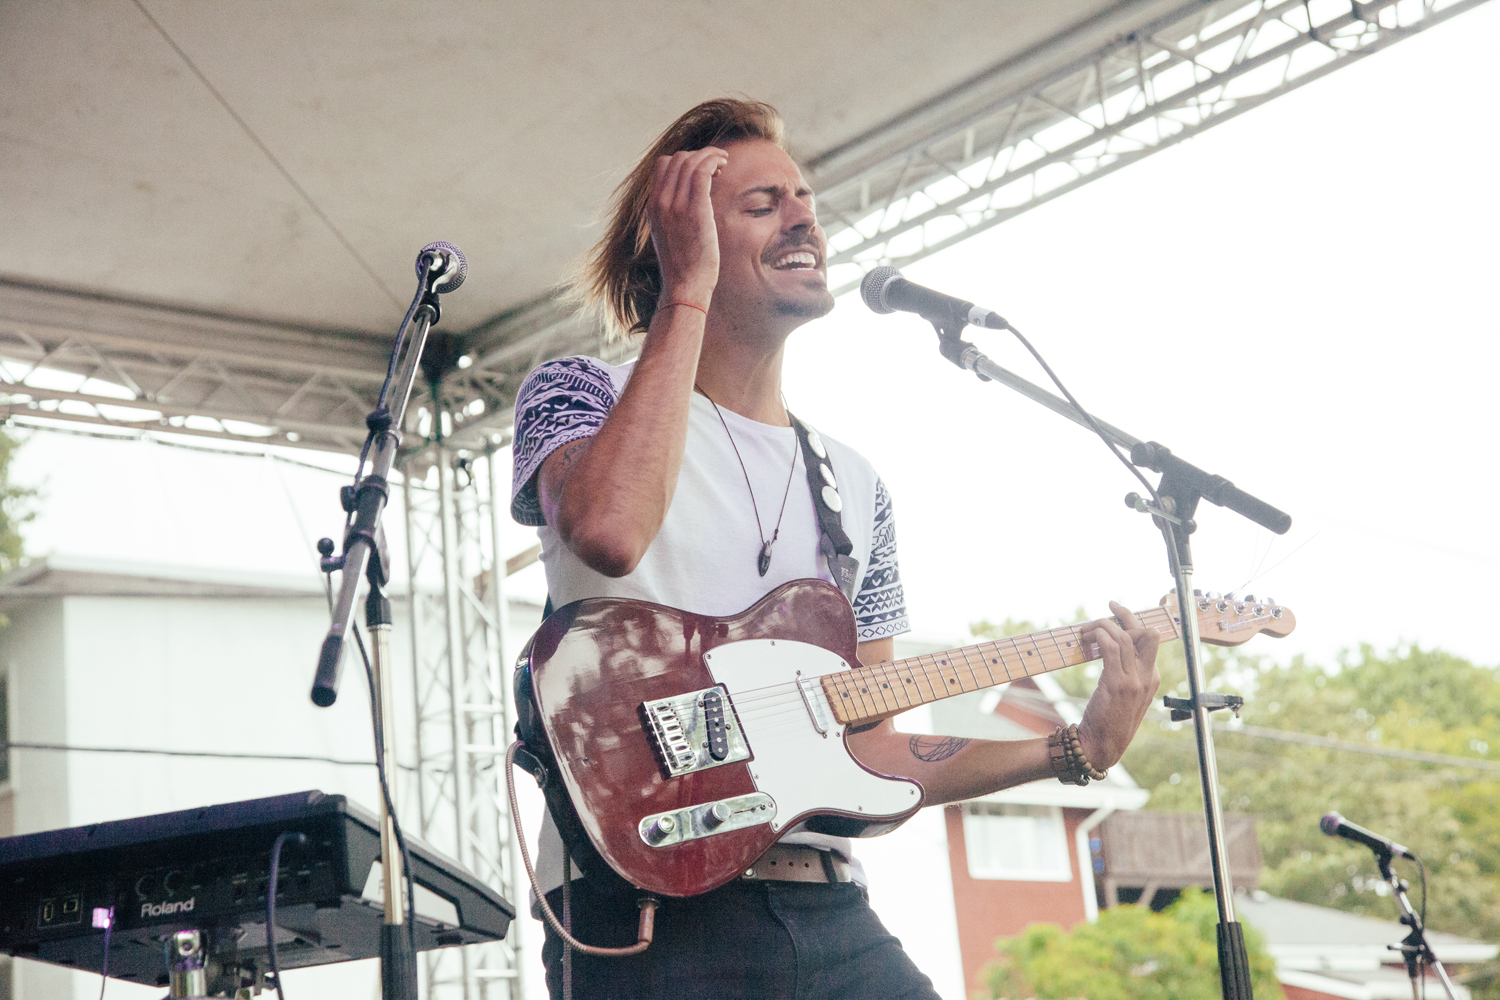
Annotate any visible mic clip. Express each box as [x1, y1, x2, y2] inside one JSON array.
[[1163, 692, 1244, 722], [932, 321, 990, 381]]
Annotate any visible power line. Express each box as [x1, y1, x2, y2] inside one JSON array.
[[4, 741, 416, 773], [129, 0, 402, 310], [1216, 724, 1500, 774], [8, 419, 360, 477], [994, 686, 1500, 772]]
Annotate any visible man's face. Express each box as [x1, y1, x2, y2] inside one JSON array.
[[708, 139, 835, 328]]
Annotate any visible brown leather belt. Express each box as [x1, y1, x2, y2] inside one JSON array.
[[741, 844, 853, 884]]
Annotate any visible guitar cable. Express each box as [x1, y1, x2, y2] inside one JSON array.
[[504, 742, 659, 958]]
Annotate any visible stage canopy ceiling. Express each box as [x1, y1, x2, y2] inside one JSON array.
[[0, 0, 1483, 452]]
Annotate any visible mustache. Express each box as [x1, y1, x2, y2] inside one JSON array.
[[761, 236, 824, 265]]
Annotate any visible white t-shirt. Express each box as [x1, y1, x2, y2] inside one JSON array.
[[510, 356, 909, 895]]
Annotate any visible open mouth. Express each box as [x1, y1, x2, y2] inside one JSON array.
[[770, 250, 820, 271]]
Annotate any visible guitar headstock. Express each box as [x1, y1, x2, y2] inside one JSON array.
[[1160, 591, 1297, 646]]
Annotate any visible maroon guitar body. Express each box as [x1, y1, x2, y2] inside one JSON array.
[[525, 579, 918, 899]]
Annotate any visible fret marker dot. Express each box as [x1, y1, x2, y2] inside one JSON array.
[[1026, 650, 1033, 656]]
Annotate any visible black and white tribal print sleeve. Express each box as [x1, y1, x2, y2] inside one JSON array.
[[853, 476, 909, 642], [510, 357, 619, 526]]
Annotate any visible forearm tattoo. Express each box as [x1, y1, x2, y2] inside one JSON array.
[[908, 735, 972, 762]]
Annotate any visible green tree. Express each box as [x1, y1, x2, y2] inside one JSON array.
[[1125, 644, 1500, 947], [980, 887, 1283, 1000], [971, 611, 1500, 998], [0, 427, 32, 575]]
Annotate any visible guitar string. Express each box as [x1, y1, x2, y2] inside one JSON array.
[[728, 603, 1276, 729], [727, 622, 1180, 722], [723, 607, 1187, 712], [728, 610, 1198, 727]]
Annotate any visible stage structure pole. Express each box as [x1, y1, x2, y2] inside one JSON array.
[[925, 320, 1290, 1000], [402, 396, 523, 999]]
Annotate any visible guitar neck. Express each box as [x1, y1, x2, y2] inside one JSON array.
[[821, 606, 1182, 726]]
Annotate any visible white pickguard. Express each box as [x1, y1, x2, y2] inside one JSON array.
[[703, 639, 922, 834]]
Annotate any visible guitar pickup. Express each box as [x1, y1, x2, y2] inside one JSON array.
[[641, 686, 752, 778]]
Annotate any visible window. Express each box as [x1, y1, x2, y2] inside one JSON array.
[[962, 803, 1073, 881]]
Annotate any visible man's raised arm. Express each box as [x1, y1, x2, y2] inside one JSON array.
[[537, 146, 728, 577]]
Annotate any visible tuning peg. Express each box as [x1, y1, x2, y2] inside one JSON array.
[[1205, 591, 1221, 601], [1244, 594, 1255, 603], [1224, 592, 1237, 601], [1193, 589, 1203, 597], [1265, 597, 1276, 607]]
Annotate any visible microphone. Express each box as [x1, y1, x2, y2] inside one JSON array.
[[860, 265, 1007, 331], [1321, 812, 1415, 860], [418, 241, 467, 293]]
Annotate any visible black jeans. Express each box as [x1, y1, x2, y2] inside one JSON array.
[[541, 877, 941, 999]]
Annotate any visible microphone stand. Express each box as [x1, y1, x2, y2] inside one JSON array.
[[309, 247, 461, 1000], [1375, 852, 1457, 1000], [928, 320, 1291, 1000]]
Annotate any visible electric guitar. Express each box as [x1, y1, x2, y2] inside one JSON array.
[[521, 579, 1294, 897]]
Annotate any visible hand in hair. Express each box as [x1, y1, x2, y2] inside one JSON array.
[[647, 146, 728, 314]]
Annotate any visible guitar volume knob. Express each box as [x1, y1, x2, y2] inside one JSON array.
[[645, 814, 677, 844], [701, 802, 732, 829]]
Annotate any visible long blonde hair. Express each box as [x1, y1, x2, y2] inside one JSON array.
[[575, 99, 786, 340]]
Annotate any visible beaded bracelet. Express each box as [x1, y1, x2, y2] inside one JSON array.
[[1048, 724, 1108, 786]]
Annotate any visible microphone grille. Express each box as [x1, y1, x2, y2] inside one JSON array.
[[419, 242, 467, 293], [1320, 812, 1342, 836], [860, 266, 901, 314]]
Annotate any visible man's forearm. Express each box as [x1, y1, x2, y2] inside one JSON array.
[[846, 722, 1055, 806]]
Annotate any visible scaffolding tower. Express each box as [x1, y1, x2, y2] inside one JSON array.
[[401, 389, 526, 1000]]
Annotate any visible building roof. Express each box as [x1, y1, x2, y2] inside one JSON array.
[[0, 555, 324, 599], [1237, 891, 1498, 969]]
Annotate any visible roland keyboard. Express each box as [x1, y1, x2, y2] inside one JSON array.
[[0, 790, 514, 991]]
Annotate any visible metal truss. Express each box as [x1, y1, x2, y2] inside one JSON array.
[[438, 0, 1491, 448], [810, 0, 1490, 295], [402, 420, 526, 1000], [2, 0, 1488, 456], [0, 277, 387, 453]]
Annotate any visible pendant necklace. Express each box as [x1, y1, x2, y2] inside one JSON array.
[[696, 384, 799, 577]]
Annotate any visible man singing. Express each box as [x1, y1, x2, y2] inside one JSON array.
[[511, 98, 1161, 999]]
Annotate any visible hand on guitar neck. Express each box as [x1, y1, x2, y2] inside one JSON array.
[[846, 601, 1160, 806]]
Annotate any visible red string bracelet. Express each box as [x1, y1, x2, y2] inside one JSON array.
[[667, 301, 708, 315]]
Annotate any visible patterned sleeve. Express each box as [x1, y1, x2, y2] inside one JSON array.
[[510, 357, 620, 526], [853, 477, 909, 641]]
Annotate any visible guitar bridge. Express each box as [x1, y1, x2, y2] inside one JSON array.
[[641, 686, 752, 778]]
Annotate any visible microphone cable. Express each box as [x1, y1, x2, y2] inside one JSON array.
[[995, 318, 1161, 505], [266, 831, 307, 1000], [350, 623, 420, 964]]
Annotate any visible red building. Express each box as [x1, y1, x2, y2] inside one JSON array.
[[928, 673, 1149, 994]]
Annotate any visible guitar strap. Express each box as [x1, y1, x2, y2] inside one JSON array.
[[788, 412, 860, 602]]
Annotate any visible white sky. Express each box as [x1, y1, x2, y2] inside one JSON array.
[[779, 3, 1500, 670], [15, 2, 1500, 675]]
